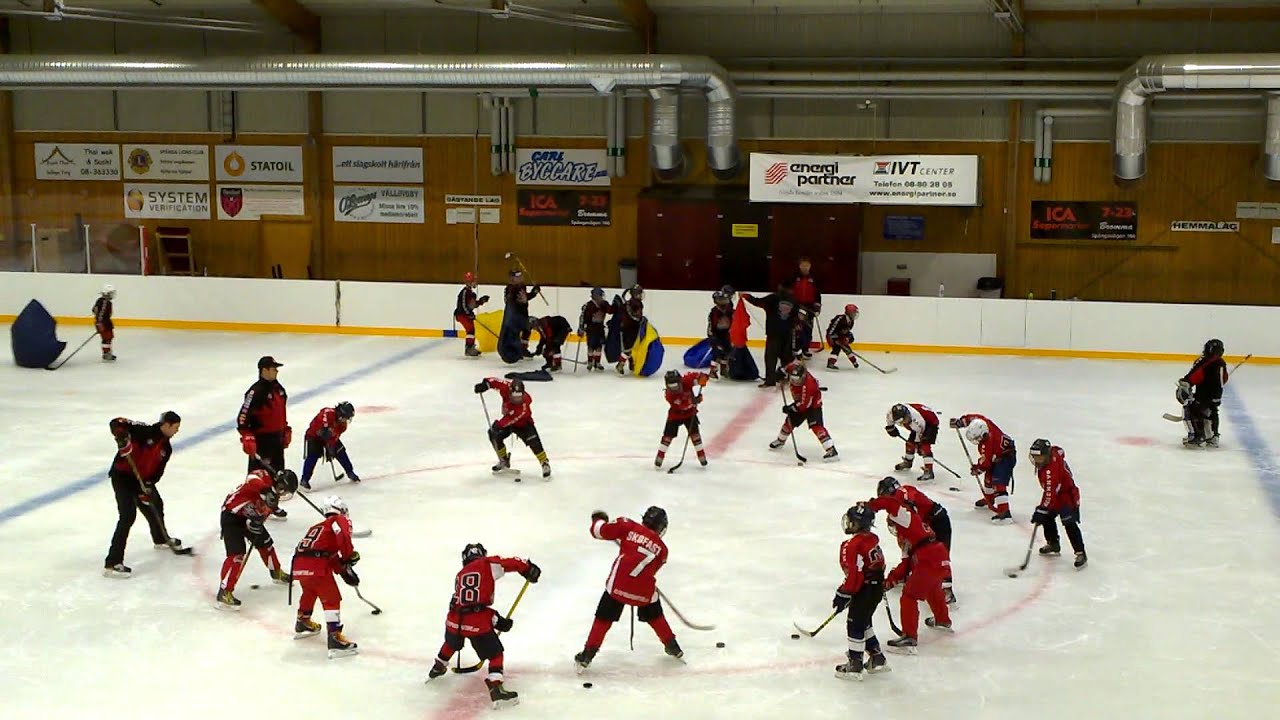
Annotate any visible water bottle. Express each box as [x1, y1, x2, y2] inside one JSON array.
[[938, 283, 945, 297]]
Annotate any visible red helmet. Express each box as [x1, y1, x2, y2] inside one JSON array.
[[464, 271, 476, 284], [845, 303, 859, 317]]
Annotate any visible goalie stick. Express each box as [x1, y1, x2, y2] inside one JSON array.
[[1163, 353, 1252, 422]]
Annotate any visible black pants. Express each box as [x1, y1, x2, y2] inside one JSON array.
[[663, 415, 700, 439], [762, 334, 794, 384], [220, 510, 274, 556], [709, 331, 732, 363], [443, 628, 503, 660], [585, 325, 606, 351], [845, 582, 884, 654], [929, 509, 952, 551], [491, 422, 545, 456], [105, 473, 167, 567], [1041, 507, 1085, 554], [248, 431, 285, 473], [594, 591, 664, 623]]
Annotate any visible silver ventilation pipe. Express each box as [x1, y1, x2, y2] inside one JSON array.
[[605, 91, 617, 178], [649, 88, 684, 180], [1113, 54, 1280, 180], [614, 89, 627, 178], [503, 97, 516, 174], [1266, 92, 1280, 182], [489, 96, 502, 177], [0, 54, 741, 178]]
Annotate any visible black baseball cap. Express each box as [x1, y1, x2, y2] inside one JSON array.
[[258, 356, 284, 369]]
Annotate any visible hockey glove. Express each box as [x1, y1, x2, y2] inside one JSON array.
[[247, 519, 266, 535], [591, 510, 609, 524], [478, 295, 490, 306], [1030, 507, 1051, 526], [241, 434, 258, 456], [474, 381, 489, 394], [347, 551, 361, 565], [970, 464, 983, 477], [948, 418, 962, 429], [340, 565, 360, 587], [495, 615, 514, 633], [522, 561, 541, 583], [885, 425, 901, 439], [832, 591, 852, 612], [1176, 380, 1192, 404], [283, 426, 293, 448]]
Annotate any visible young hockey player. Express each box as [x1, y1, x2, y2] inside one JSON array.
[[769, 361, 838, 460], [300, 402, 359, 489], [504, 269, 541, 358], [825, 304, 860, 370], [93, 284, 116, 361], [950, 413, 1016, 523], [615, 285, 646, 375], [103, 412, 184, 578], [579, 287, 614, 372], [454, 272, 490, 357], [1029, 439, 1087, 569], [656, 369, 709, 469], [876, 477, 955, 605], [217, 468, 297, 609], [1179, 338, 1229, 447], [292, 495, 361, 658], [706, 288, 735, 380], [531, 315, 572, 372], [832, 502, 890, 680], [868, 485, 953, 652], [426, 543, 541, 709], [790, 257, 822, 358], [743, 282, 797, 387], [886, 403, 940, 482], [574, 507, 682, 672], [238, 356, 290, 518], [475, 378, 551, 479]]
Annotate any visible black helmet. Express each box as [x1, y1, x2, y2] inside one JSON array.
[[630, 284, 645, 300], [462, 542, 487, 565], [877, 476, 901, 497], [260, 487, 281, 510], [720, 284, 735, 296], [664, 369, 682, 390], [842, 502, 875, 535], [1029, 438, 1052, 464], [1204, 338, 1224, 357], [509, 268, 522, 279], [335, 401, 355, 420], [273, 469, 298, 499], [890, 404, 910, 423], [642, 506, 669, 536], [591, 287, 605, 299], [509, 379, 526, 397]]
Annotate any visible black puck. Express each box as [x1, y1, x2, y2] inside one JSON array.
[[791, 633, 801, 639], [250, 584, 260, 590], [514, 477, 521, 483], [582, 682, 593, 689], [716, 642, 725, 648]]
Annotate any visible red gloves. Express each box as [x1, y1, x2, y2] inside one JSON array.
[[283, 426, 293, 448], [241, 434, 257, 456], [885, 563, 907, 590]]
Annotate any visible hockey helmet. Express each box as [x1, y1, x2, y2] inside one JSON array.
[[642, 506, 669, 537], [720, 284, 736, 297], [877, 476, 901, 497], [844, 303, 859, 318], [101, 283, 116, 298], [778, 298, 795, 317], [890, 404, 910, 424], [1029, 438, 1052, 466], [273, 469, 298, 500], [964, 419, 989, 444], [591, 287, 605, 299], [1204, 338, 1224, 357], [462, 542, 487, 565], [842, 502, 875, 535], [322, 495, 349, 517], [464, 271, 476, 284], [664, 369, 682, 390], [335, 401, 355, 421], [787, 362, 806, 385], [509, 268, 523, 280], [508, 379, 526, 399]]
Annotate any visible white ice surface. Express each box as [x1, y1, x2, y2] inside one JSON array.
[[3, 330, 1280, 720]]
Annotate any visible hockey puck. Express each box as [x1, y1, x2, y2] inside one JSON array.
[[250, 584, 260, 590], [514, 477, 521, 483], [791, 633, 801, 639], [582, 682, 593, 689], [716, 642, 725, 648]]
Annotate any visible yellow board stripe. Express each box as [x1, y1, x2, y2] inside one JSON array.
[[2, 314, 1274, 365]]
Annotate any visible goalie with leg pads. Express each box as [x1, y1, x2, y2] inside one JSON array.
[[1179, 339, 1228, 447]]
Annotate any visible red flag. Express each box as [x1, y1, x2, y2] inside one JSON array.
[[730, 297, 750, 348]]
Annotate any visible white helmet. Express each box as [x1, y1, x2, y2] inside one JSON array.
[[965, 419, 989, 444], [322, 495, 349, 517], [101, 283, 116, 297]]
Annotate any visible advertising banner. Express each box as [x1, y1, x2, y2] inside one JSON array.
[[332, 146, 424, 184], [35, 143, 120, 180], [216, 184, 305, 220], [515, 149, 610, 187], [750, 153, 979, 206], [516, 189, 610, 227], [124, 183, 211, 220], [123, 144, 210, 181], [1030, 201, 1137, 241], [215, 145, 303, 182], [334, 186, 425, 224]]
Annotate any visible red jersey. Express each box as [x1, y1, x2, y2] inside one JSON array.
[[580, 298, 614, 330], [707, 305, 733, 336], [109, 418, 173, 483], [305, 407, 349, 447], [887, 403, 938, 435], [93, 297, 114, 329], [895, 485, 941, 520], [292, 514, 356, 577], [665, 372, 702, 421], [785, 365, 823, 411], [1036, 446, 1081, 512], [838, 531, 886, 595], [592, 517, 668, 605], [791, 273, 820, 307], [955, 413, 1015, 470], [238, 379, 288, 435], [486, 378, 533, 428], [452, 555, 531, 610], [221, 470, 275, 519], [868, 494, 936, 554]]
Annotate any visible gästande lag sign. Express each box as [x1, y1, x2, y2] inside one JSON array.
[[749, 153, 980, 206]]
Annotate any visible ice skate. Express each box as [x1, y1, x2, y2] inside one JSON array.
[[492, 455, 511, 474], [990, 510, 1013, 524], [917, 468, 935, 482], [271, 507, 288, 520], [769, 438, 787, 450], [102, 352, 116, 362], [1039, 542, 1061, 556], [271, 568, 292, 585], [944, 587, 957, 605], [327, 627, 359, 659], [541, 462, 552, 479], [574, 647, 597, 674], [698, 454, 708, 467], [486, 680, 519, 709], [886, 636, 917, 655], [664, 638, 684, 661], [865, 652, 890, 674], [894, 459, 913, 471], [1183, 435, 1204, 447], [834, 651, 864, 681], [465, 345, 480, 358], [294, 616, 322, 639], [1206, 435, 1220, 447], [709, 363, 719, 380], [974, 498, 989, 510], [154, 538, 183, 550], [1074, 551, 1088, 570], [823, 447, 839, 461], [299, 476, 312, 490], [925, 617, 953, 632], [426, 659, 448, 682], [215, 589, 241, 611], [103, 563, 132, 579], [826, 357, 839, 371], [615, 360, 627, 375]]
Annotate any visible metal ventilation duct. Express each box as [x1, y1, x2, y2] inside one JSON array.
[[1113, 54, 1280, 180], [0, 54, 741, 179]]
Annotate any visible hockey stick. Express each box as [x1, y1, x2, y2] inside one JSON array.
[[884, 598, 904, 637], [505, 252, 549, 306], [124, 454, 193, 556], [1163, 354, 1253, 423], [792, 609, 840, 638], [45, 331, 99, 370], [1005, 525, 1041, 578], [930, 455, 962, 479], [454, 579, 532, 673], [656, 588, 715, 631], [666, 435, 691, 474], [955, 428, 985, 495], [354, 586, 383, 615], [256, 454, 372, 538], [328, 447, 346, 482], [779, 383, 807, 465], [573, 332, 583, 373], [852, 351, 897, 374]]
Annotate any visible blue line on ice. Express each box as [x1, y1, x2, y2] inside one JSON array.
[[1222, 384, 1280, 519]]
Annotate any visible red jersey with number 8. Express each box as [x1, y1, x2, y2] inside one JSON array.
[[446, 554, 531, 636], [592, 517, 668, 605]]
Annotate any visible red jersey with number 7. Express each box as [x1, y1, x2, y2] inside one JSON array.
[[592, 517, 668, 605]]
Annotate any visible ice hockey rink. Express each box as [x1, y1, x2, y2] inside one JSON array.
[[3, 328, 1279, 720]]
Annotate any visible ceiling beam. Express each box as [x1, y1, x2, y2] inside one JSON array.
[[616, 0, 656, 52], [1025, 6, 1280, 23], [252, 0, 321, 52]]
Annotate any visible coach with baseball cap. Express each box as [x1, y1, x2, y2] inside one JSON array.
[[237, 355, 291, 518]]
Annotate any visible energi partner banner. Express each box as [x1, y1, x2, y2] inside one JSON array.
[[750, 153, 980, 206]]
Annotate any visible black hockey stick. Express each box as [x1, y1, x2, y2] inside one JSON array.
[[354, 586, 383, 615], [45, 331, 99, 370], [657, 588, 715, 631], [504, 252, 548, 306], [955, 427, 985, 494], [124, 454, 193, 556], [480, 393, 519, 479], [930, 455, 962, 479], [884, 599, 904, 637], [852, 351, 897, 374], [792, 609, 840, 638], [329, 457, 345, 482], [1005, 525, 1041, 578], [256, 454, 372, 537], [778, 383, 807, 465], [666, 434, 691, 474], [454, 579, 531, 673]]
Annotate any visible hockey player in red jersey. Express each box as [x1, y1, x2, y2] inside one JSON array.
[[292, 495, 361, 658], [876, 477, 955, 604], [825, 304, 859, 370], [104, 412, 184, 577], [475, 378, 551, 479], [832, 503, 890, 680], [1029, 439, 1087, 569], [300, 402, 358, 489], [578, 287, 614, 372], [706, 288, 735, 380], [886, 403, 940, 482], [656, 369, 709, 468], [216, 468, 297, 610], [455, 272, 490, 358], [530, 315, 572, 372], [769, 361, 838, 460], [1179, 338, 1228, 447], [574, 507, 682, 672], [93, 284, 116, 361], [950, 413, 1016, 523], [868, 482, 953, 651], [426, 543, 541, 709]]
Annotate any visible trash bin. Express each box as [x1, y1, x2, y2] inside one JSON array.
[[976, 276, 1003, 299], [887, 277, 911, 296], [619, 258, 638, 289]]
